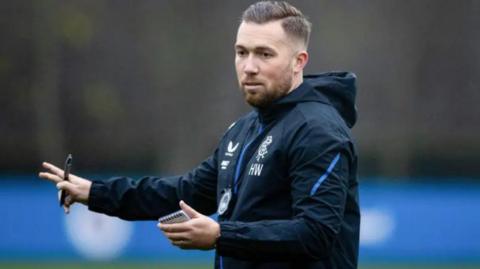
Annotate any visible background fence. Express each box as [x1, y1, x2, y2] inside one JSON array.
[[1, 175, 479, 266]]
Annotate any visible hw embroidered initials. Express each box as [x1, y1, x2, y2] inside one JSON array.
[[248, 163, 264, 176]]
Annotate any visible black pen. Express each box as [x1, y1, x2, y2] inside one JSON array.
[[60, 154, 72, 206]]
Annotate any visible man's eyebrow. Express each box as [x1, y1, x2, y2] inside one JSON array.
[[234, 44, 275, 51], [254, 46, 275, 52]]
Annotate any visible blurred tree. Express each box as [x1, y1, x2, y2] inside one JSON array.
[[30, 0, 66, 165], [0, 0, 478, 178]]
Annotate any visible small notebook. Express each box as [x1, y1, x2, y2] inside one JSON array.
[[158, 210, 190, 224]]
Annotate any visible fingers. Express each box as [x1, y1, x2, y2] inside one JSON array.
[[64, 195, 74, 207], [171, 239, 193, 249], [57, 181, 77, 195], [63, 204, 70, 214], [58, 190, 73, 214], [164, 232, 190, 241], [38, 171, 63, 184], [157, 222, 192, 249], [39, 161, 81, 214], [39, 162, 65, 184], [158, 222, 190, 233], [57, 181, 79, 208], [157, 220, 192, 249], [164, 232, 193, 249], [179, 200, 200, 218], [157, 216, 218, 250], [42, 162, 64, 177]]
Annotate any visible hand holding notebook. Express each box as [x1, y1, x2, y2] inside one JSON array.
[[157, 200, 220, 250]]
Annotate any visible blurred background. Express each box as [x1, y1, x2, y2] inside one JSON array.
[[1, 0, 479, 268]]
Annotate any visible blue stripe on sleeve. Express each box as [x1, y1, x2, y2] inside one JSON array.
[[309, 153, 341, 196]]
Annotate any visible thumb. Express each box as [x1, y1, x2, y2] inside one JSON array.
[[179, 200, 201, 218]]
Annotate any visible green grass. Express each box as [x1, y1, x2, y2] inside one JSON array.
[[0, 262, 211, 269], [359, 264, 480, 269], [0, 262, 479, 269]]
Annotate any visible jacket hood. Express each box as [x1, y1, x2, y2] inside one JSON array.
[[304, 72, 357, 128], [259, 72, 357, 128]]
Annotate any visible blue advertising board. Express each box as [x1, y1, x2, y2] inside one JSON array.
[[1, 175, 479, 262]]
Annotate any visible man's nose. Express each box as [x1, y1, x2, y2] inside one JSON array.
[[243, 57, 259, 75]]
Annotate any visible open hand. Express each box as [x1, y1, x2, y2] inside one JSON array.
[[38, 162, 92, 214], [158, 201, 220, 250]]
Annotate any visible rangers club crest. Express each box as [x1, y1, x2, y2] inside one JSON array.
[[256, 136, 273, 162]]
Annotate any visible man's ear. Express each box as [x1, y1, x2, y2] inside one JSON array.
[[293, 50, 308, 73]]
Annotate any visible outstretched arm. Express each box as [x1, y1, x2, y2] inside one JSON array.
[[39, 150, 219, 220], [86, 153, 219, 220]]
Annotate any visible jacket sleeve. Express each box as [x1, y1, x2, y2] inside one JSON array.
[[87, 149, 219, 221], [216, 126, 354, 260]]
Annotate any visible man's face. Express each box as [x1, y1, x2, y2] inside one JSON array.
[[235, 20, 299, 108]]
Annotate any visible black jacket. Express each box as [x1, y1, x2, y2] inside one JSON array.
[[88, 72, 360, 269]]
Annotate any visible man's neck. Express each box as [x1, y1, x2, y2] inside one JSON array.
[[287, 72, 304, 94]]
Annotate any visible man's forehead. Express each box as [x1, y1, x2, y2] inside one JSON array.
[[235, 21, 290, 49]]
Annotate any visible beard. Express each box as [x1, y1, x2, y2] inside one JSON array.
[[240, 73, 293, 108]]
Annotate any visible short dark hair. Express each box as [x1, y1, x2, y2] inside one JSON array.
[[241, 1, 312, 48]]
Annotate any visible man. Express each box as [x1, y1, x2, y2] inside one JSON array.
[[39, 1, 360, 268]]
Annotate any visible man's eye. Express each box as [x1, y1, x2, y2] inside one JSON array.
[[261, 52, 273, 58], [237, 50, 247, 57]]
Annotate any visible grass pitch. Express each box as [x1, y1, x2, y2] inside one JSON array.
[[0, 262, 479, 269]]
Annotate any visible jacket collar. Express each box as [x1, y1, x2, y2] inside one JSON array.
[[254, 80, 330, 125]]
